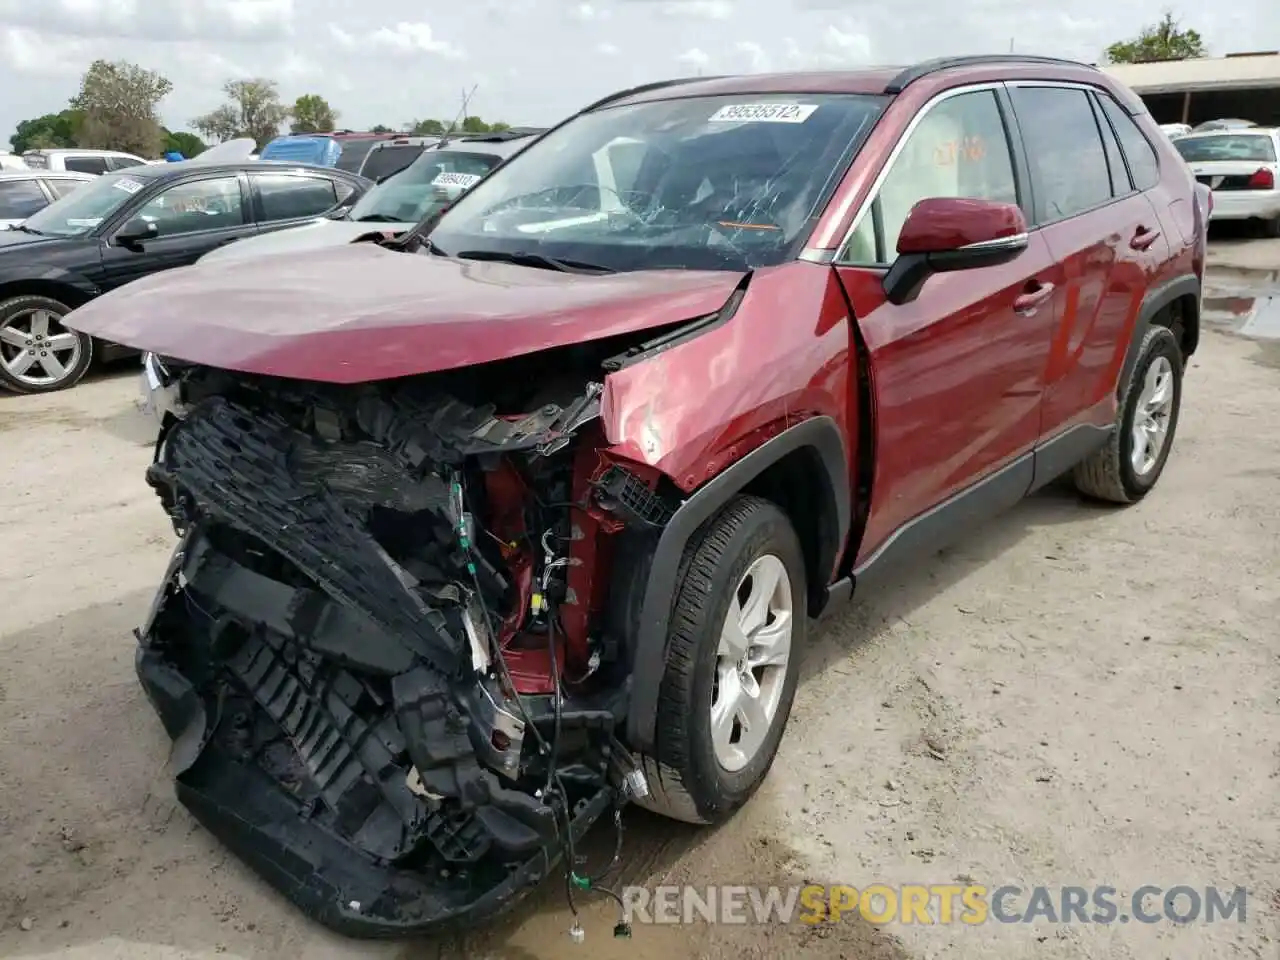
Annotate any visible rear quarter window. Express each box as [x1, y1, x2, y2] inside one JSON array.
[[1175, 135, 1277, 163], [63, 156, 111, 175], [252, 174, 339, 221], [1096, 94, 1161, 191]]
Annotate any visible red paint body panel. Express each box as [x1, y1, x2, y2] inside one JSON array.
[[599, 262, 855, 506], [1035, 193, 1169, 437], [835, 231, 1058, 563], [63, 244, 744, 382]]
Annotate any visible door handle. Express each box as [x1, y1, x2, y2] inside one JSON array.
[[1014, 281, 1055, 314], [1130, 226, 1161, 250]]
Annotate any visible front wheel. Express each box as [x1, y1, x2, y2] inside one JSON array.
[[635, 495, 805, 825], [0, 295, 94, 394]]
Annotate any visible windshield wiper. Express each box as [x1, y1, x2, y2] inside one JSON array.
[[454, 249, 614, 274], [354, 213, 407, 223], [8, 224, 46, 236]]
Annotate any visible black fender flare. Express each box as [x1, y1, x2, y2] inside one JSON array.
[[0, 268, 101, 305], [624, 415, 851, 754], [1118, 273, 1199, 393]]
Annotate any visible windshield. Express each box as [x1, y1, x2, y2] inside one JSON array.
[[360, 144, 429, 182], [348, 150, 502, 224], [1176, 135, 1277, 163], [336, 140, 380, 173], [22, 171, 146, 237], [428, 94, 887, 273]]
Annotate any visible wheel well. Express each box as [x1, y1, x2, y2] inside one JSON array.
[[0, 279, 93, 311], [1155, 292, 1200, 360], [741, 446, 839, 616]]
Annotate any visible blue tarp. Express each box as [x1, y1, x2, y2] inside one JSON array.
[[259, 135, 341, 167]]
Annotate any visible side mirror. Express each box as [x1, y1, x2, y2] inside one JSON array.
[[882, 197, 1028, 306], [116, 217, 159, 247]]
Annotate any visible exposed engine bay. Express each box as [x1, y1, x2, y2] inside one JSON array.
[[135, 352, 681, 936]]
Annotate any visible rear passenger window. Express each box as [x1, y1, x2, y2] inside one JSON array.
[[1096, 94, 1160, 191], [63, 157, 110, 175], [0, 180, 49, 219], [1010, 86, 1112, 224], [252, 174, 338, 221], [1091, 95, 1132, 196], [839, 89, 1019, 264]]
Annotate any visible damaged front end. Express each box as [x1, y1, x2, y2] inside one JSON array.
[[136, 360, 673, 936]]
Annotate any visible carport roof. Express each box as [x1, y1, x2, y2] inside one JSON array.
[[1102, 53, 1280, 95]]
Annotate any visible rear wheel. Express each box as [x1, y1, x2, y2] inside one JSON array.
[[0, 295, 94, 394], [1262, 215, 1280, 239], [635, 495, 805, 825], [1073, 325, 1183, 503]]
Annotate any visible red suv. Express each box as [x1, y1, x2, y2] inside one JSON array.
[[69, 55, 1204, 937]]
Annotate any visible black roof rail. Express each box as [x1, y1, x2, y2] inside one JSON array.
[[583, 75, 727, 112], [884, 54, 1096, 94]]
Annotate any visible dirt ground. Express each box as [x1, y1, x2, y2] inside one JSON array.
[[1, 261, 1278, 960]]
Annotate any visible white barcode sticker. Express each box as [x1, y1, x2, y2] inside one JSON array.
[[431, 171, 482, 189], [707, 103, 818, 124]]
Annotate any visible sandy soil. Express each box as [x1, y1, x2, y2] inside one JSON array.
[[1, 291, 1277, 959]]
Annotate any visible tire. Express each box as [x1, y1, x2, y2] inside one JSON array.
[[635, 495, 806, 825], [1073, 325, 1183, 504], [1263, 216, 1280, 239], [0, 295, 94, 394]]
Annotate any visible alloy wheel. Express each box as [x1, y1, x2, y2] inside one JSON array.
[[0, 308, 83, 389], [711, 553, 794, 773], [1131, 355, 1175, 476]]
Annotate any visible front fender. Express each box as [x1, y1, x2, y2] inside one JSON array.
[[624, 415, 849, 754]]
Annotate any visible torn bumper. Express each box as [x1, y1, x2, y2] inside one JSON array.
[[139, 640, 607, 936], [131, 382, 632, 938]]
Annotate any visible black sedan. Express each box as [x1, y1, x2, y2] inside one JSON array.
[[0, 160, 371, 393]]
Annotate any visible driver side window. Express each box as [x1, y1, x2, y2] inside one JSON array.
[[134, 177, 245, 237], [840, 89, 1019, 265]]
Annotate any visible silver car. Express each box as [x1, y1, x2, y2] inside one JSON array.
[[0, 170, 96, 229], [197, 131, 543, 265]]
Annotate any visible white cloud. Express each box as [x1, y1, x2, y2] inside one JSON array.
[[0, 0, 293, 42], [658, 0, 733, 19], [0, 26, 90, 76], [734, 40, 771, 72], [676, 47, 710, 70], [782, 18, 872, 67], [597, 41, 621, 55], [569, 3, 609, 21], [330, 21, 464, 60]]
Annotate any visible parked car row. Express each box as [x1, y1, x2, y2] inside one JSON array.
[[57, 54, 1205, 942]]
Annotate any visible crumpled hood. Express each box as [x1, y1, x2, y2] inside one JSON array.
[[64, 243, 744, 383], [199, 219, 414, 266]]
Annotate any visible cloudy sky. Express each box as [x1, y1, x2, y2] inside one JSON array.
[[1, 0, 1277, 145]]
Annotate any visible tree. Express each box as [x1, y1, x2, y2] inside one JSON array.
[[458, 116, 508, 134], [1104, 11, 1205, 64], [163, 129, 208, 157], [370, 124, 395, 134], [193, 78, 290, 148], [290, 94, 338, 134], [408, 118, 446, 136], [70, 59, 172, 157], [9, 110, 82, 153]]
